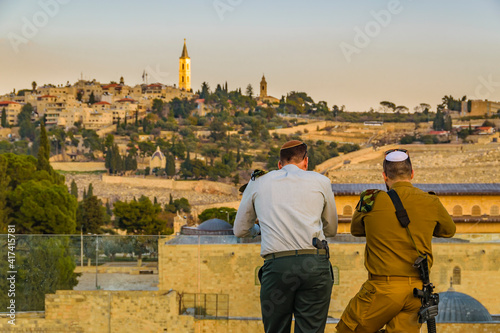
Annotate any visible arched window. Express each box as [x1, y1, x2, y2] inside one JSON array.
[[491, 205, 499, 216], [182, 64, 184, 70], [453, 266, 461, 285], [471, 205, 481, 216], [182, 76, 184, 83], [452, 205, 463, 216], [343, 205, 353, 216], [332, 266, 339, 285]]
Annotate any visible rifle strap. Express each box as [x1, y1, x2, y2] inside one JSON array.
[[387, 189, 424, 258]]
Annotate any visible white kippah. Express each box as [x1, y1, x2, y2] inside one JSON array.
[[385, 151, 409, 162]]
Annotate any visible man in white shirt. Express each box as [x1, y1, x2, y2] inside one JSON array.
[[234, 140, 338, 333]]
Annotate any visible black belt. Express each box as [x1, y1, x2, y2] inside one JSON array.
[[263, 249, 327, 260]]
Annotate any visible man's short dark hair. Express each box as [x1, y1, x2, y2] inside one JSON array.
[[383, 158, 412, 180], [280, 143, 307, 164]]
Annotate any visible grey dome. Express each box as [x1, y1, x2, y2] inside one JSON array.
[[436, 290, 492, 323], [197, 219, 233, 231]]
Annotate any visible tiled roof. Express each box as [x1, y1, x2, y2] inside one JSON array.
[[0, 101, 20, 105], [331, 183, 500, 196]]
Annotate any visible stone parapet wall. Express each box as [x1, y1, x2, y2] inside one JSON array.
[[102, 175, 238, 196], [159, 242, 500, 318]]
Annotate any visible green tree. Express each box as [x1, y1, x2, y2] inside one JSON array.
[[18, 103, 35, 141], [165, 151, 176, 176], [380, 101, 396, 113], [113, 195, 165, 234], [444, 114, 452, 131], [152, 98, 164, 116], [198, 207, 237, 225], [76, 195, 106, 233], [1, 107, 7, 128], [89, 91, 96, 104], [36, 122, 51, 172], [70, 179, 78, 198], [9, 179, 77, 234], [0, 156, 11, 232], [0, 236, 79, 311], [232, 173, 240, 186], [433, 109, 445, 130], [87, 183, 94, 198], [246, 84, 253, 98]]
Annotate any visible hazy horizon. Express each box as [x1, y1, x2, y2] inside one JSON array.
[[1, 0, 500, 111]]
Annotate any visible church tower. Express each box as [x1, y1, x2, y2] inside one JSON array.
[[179, 39, 191, 91], [260, 75, 267, 97]]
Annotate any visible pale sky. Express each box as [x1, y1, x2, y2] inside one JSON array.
[[1, 0, 500, 111]]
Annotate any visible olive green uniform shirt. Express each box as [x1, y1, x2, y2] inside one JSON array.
[[351, 181, 456, 277]]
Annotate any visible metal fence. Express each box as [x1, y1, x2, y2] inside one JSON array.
[[179, 293, 229, 319], [0, 234, 162, 311]]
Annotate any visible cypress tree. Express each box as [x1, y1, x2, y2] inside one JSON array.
[[166, 151, 176, 176], [87, 183, 94, 197], [70, 179, 78, 198], [36, 122, 51, 172], [1, 107, 7, 128]]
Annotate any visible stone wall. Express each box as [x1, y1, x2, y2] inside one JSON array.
[[102, 175, 238, 196], [159, 241, 500, 319], [0, 291, 195, 332], [2, 294, 499, 332]]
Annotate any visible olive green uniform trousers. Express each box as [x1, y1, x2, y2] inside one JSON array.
[[258, 254, 334, 333], [336, 278, 423, 333]]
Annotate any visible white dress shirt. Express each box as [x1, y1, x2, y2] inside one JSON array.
[[234, 164, 338, 257]]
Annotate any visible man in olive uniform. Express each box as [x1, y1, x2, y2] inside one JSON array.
[[336, 149, 456, 333], [234, 140, 338, 333]]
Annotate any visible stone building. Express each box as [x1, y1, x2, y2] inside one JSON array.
[[0, 100, 22, 125], [149, 146, 166, 171], [332, 183, 500, 233], [462, 99, 500, 117]]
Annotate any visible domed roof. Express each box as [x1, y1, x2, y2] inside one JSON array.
[[197, 219, 233, 231], [436, 289, 492, 323]]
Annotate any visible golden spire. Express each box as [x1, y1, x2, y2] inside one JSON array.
[[180, 39, 189, 58]]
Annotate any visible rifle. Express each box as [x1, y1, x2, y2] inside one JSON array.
[[413, 255, 439, 333]]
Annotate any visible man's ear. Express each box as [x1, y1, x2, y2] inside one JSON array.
[[278, 160, 283, 169], [411, 169, 414, 180], [303, 156, 308, 171], [382, 172, 389, 183]]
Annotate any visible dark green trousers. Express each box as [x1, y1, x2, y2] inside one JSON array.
[[259, 254, 334, 333]]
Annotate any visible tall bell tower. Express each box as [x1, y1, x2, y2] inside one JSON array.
[[260, 75, 267, 97], [179, 39, 191, 91]]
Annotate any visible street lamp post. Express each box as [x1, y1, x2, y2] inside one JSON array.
[[80, 226, 83, 267], [95, 235, 99, 290], [220, 210, 229, 223]]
